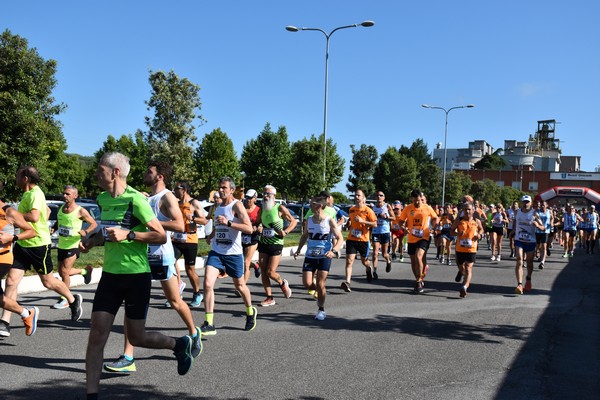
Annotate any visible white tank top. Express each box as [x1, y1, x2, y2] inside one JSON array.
[[515, 208, 536, 243], [147, 189, 175, 266], [306, 216, 332, 259], [211, 199, 242, 255]]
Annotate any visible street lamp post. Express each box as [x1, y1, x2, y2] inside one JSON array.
[[286, 21, 375, 188], [422, 103, 475, 206]]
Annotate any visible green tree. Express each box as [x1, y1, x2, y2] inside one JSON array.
[[331, 191, 350, 204], [346, 144, 378, 195], [0, 30, 67, 200], [399, 138, 433, 165], [419, 163, 442, 204], [474, 149, 507, 170], [144, 70, 203, 184], [240, 123, 291, 194], [443, 171, 473, 205], [193, 128, 240, 197], [288, 134, 344, 200], [470, 179, 502, 205], [373, 147, 419, 201], [499, 186, 526, 207], [45, 154, 87, 196]]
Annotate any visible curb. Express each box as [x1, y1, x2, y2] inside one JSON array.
[[1, 245, 306, 295]]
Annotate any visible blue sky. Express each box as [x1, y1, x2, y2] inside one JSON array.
[[4, 1, 599, 194]]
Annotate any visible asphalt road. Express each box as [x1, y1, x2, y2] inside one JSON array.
[[1, 240, 599, 400]]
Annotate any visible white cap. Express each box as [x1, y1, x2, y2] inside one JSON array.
[[521, 195, 532, 202], [245, 189, 257, 198]]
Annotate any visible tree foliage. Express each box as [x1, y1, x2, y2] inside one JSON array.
[[347, 144, 378, 195], [443, 171, 473, 205], [373, 147, 419, 201], [240, 123, 291, 194], [193, 128, 240, 197], [399, 138, 433, 166], [144, 70, 203, 184], [474, 153, 507, 170], [0, 29, 67, 200]]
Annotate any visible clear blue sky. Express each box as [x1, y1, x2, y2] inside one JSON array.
[[4, 1, 600, 195]]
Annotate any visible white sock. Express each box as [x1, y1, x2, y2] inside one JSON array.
[[20, 309, 30, 318]]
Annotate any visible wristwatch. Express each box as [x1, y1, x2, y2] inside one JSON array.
[[227, 220, 232, 227], [127, 231, 136, 241]]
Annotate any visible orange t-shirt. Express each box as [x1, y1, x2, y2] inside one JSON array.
[[347, 205, 377, 242], [455, 219, 480, 253], [399, 204, 438, 243]]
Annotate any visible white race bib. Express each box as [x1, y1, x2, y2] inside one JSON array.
[[58, 226, 74, 237], [351, 229, 362, 238], [460, 238, 473, 248], [262, 228, 275, 238], [173, 232, 187, 242], [411, 228, 424, 238]]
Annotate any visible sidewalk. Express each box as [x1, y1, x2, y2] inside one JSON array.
[[1, 245, 305, 295]]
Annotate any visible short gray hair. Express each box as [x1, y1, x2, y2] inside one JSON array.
[[99, 152, 130, 177]]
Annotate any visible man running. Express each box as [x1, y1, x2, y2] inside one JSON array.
[[241, 189, 261, 284], [1, 166, 83, 331], [450, 201, 484, 298], [293, 195, 343, 320], [534, 201, 553, 269], [200, 176, 256, 336], [172, 180, 207, 308], [257, 185, 297, 306], [0, 185, 39, 337], [103, 161, 201, 373], [390, 201, 405, 262], [83, 153, 196, 399], [511, 195, 545, 294], [340, 189, 377, 292], [371, 190, 394, 274], [52, 185, 97, 309], [562, 205, 582, 258], [399, 189, 439, 294], [506, 201, 519, 258], [582, 205, 598, 254]]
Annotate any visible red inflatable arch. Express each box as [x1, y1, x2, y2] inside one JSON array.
[[534, 186, 600, 206]]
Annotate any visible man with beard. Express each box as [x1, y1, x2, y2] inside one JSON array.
[[103, 161, 201, 373], [172, 180, 207, 308], [340, 189, 377, 292], [200, 176, 256, 335], [257, 185, 297, 306], [83, 153, 196, 399]]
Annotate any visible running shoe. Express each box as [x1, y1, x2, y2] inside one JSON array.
[[174, 335, 194, 375], [386, 262, 392, 273], [373, 270, 379, 280], [569, 252, 574, 258], [315, 310, 327, 321], [280, 279, 292, 298], [434, 255, 440, 261], [190, 292, 203, 308], [165, 300, 172, 308], [491, 255, 496, 261], [307, 289, 316, 297], [562, 252, 568, 258], [253, 262, 261, 278], [191, 326, 202, 358], [514, 284, 524, 295], [538, 262, 544, 270], [70, 293, 83, 322], [455, 271, 463, 283], [447, 258, 451, 266], [52, 297, 69, 309], [547, 249, 551, 256], [340, 281, 351, 293], [179, 281, 186, 295], [399, 255, 404, 262], [103, 355, 136, 373], [244, 306, 258, 331], [0, 320, 10, 337], [414, 281, 424, 294], [524, 280, 532, 292], [420, 264, 429, 281], [439, 256, 444, 264], [260, 297, 276, 307], [22, 307, 39, 336], [496, 255, 501, 261], [83, 265, 94, 284], [391, 253, 397, 261], [366, 267, 373, 282], [509, 251, 514, 258], [459, 286, 467, 298], [200, 321, 217, 336]]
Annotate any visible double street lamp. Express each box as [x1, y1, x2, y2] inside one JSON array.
[[422, 103, 475, 206], [286, 21, 375, 187]]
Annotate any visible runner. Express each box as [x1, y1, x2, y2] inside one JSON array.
[[390, 201, 405, 262], [511, 195, 545, 294], [534, 201, 553, 269], [102, 161, 201, 373], [256, 185, 297, 306], [52, 185, 98, 309], [172, 180, 207, 308], [450, 201, 484, 297], [0, 184, 39, 337], [241, 189, 261, 284], [293, 195, 343, 320], [200, 176, 256, 336], [371, 190, 394, 274], [398, 189, 439, 294], [340, 189, 377, 292], [1, 166, 83, 331], [490, 203, 508, 261], [83, 152, 196, 399], [436, 204, 455, 265], [562, 205, 582, 258], [582, 205, 598, 254]]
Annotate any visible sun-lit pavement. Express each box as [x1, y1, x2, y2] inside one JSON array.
[[1, 239, 599, 400]]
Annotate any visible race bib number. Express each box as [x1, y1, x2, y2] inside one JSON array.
[[392, 224, 400, 231], [58, 226, 74, 237], [262, 228, 275, 238], [460, 238, 473, 248], [101, 221, 121, 242], [307, 247, 325, 257], [411, 228, 424, 238], [215, 227, 231, 245], [173, 232, 187, 242], [242, 234, 252, 245], [518, 231, 532, 241], [351, 229, 362, 238]]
